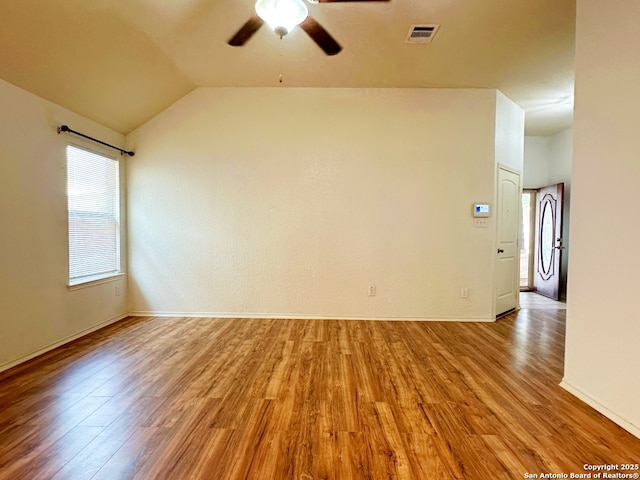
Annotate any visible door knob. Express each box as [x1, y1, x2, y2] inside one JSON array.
[[497, 248, 504, 253]]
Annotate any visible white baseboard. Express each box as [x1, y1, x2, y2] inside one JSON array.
[[0, 311, 492, 375], [128, 310, 495, 323], [560, 380, 640, 439], [0, 313, 128, 374]]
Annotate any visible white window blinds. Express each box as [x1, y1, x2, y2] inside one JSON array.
[[67, 145, 120, 284]]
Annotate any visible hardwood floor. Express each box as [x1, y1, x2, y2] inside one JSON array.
[[1, 307, 639, 479]]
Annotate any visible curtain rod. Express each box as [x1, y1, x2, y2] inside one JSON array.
[[57, 125, 135, 157]]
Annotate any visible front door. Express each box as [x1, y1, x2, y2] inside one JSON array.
[[533, 183, 564, 300], [496, 166, 521, 317]]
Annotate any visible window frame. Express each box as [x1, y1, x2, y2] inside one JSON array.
[[65, 141, 125, 289]]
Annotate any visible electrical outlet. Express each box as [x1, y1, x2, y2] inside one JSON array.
[[115, 285, 121, 297], [368, 286, 376, 297], [460, 288, 469, 298]]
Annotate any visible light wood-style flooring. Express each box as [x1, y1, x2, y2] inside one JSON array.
[[519, 291, 567, 310], [1, 303, 639, 479]]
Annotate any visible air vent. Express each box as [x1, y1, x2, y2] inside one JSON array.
[[405, 24, 440, 44]]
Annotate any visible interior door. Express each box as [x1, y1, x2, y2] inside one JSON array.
[[533, 183, 564, 300], [496, 166, 521, 317]]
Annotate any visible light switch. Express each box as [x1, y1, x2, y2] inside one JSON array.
[[473, 218, 489, 228]]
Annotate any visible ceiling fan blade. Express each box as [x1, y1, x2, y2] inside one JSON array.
[[228, 15, 264, 46], [299, 17, 342, 56]]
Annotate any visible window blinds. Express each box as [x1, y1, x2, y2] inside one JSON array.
[[67, 145, 120, 284]]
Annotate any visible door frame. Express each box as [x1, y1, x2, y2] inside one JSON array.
[[494, 164, 522, 317], [520, 189, 537, 291]]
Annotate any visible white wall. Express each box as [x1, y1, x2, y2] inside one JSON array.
[[0, 79, 128, 372], [495, 91, 525, 173], [523, 136, 551, 188], [548, 128, 573, 185], [563, 0, 640, 438], [127, 87, 507, 320], [494, 91, 525, 312], [524, 128, 572, 189]]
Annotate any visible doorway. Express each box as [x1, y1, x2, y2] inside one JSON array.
[[495, 166, 521, 317], [520, 183, 565, 300], [520, 190, 535, 290]]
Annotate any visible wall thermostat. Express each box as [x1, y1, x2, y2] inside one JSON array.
[[473, 203, 491, 217]]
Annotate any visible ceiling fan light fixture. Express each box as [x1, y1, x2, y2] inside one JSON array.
[[255, 0, 309, 37]]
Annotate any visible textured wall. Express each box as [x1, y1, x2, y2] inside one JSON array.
[[494, 91, 525, 174], [564, 0, 640, 437], [0, 79, 128, 371], [127, 87, 503, 320], [523, 136, 552, 189]]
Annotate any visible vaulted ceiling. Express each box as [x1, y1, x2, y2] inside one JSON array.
[[0, 0, 575, 136]]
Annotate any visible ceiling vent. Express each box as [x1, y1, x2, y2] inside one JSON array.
[[405, 24, 440, 44]]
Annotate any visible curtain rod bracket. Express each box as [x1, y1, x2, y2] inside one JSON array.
[[57, 124, 135, 157]]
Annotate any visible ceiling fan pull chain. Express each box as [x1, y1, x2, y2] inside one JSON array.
[[278, 36, 285, 84]]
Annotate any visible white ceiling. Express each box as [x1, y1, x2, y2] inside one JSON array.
[[0, 0, 575, 136]]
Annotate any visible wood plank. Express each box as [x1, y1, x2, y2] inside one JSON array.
[[1, 306, 639, 479]]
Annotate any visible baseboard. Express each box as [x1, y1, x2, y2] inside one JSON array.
[[0, 311, 492, 374], [128, 310, 495, 322], [0, 313, 128, 374], [560, 380, 640, 439]]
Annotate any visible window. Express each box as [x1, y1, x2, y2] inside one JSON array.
[[66, 144, 121, 286]]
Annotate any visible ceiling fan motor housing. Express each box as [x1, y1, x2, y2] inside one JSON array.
[[229, 0, 390, 55], [255, 0, 309, 34]]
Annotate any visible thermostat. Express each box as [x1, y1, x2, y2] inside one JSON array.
[[473, 203, 491, 217]]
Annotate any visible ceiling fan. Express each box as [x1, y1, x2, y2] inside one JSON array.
[[228, 0, 390, 56]]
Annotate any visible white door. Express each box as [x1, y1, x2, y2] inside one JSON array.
[[495, 166, 521, 316]]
